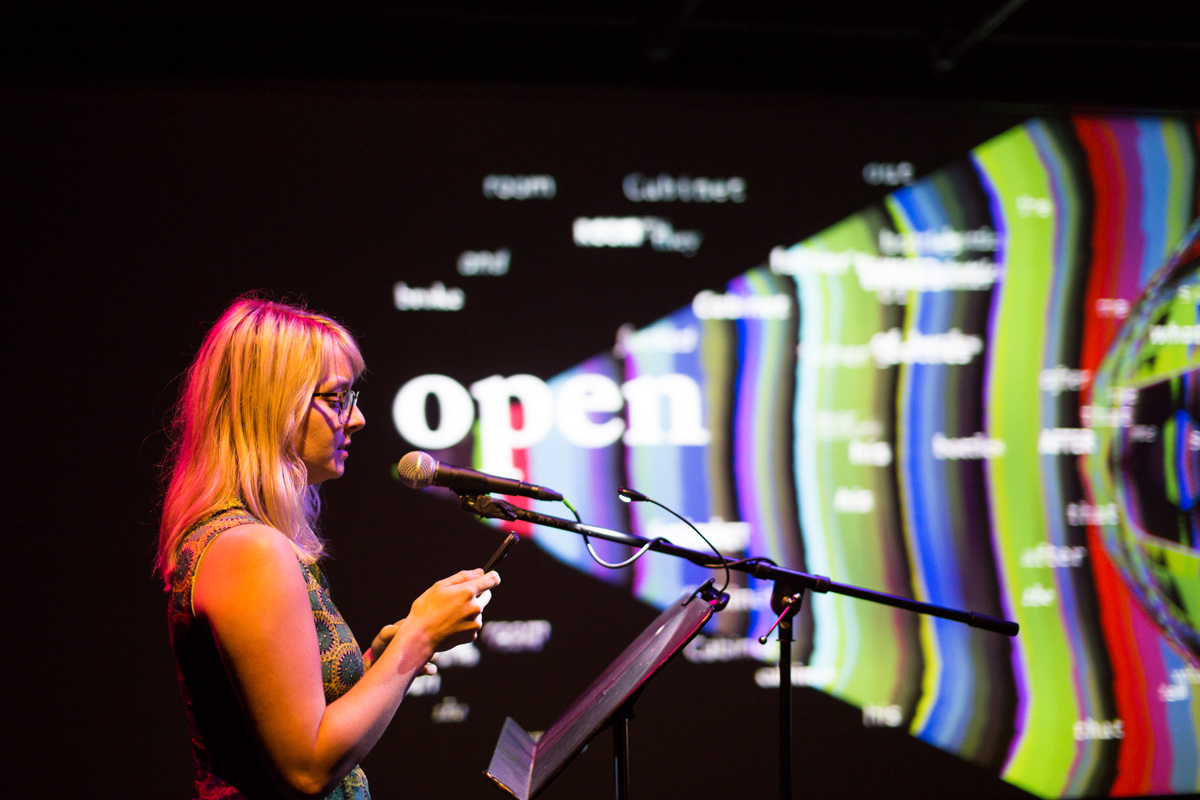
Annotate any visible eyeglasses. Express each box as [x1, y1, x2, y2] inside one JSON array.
[[312, 389, 359, 424]]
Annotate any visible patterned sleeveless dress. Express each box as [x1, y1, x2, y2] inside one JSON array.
[[168, 504, 371, 799]]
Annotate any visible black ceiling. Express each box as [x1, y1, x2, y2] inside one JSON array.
[[6, 1, 1200, 110]]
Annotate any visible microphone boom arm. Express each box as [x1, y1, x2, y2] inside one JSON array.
[[459, 494, 1019, 637]]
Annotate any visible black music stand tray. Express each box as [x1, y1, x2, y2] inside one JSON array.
[[485, 589, 719, 799]]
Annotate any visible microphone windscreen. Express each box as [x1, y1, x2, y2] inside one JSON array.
[[397, 451, 437, 489]]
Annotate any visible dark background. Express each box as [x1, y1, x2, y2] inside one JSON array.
[[5, 3, 1196, 798]]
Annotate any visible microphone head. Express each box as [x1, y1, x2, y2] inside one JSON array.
[[397, 451, 437, 489]]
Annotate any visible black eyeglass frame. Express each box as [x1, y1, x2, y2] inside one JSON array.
[[311, 389, 359, 424]]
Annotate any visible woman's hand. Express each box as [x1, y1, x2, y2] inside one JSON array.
[[364, 623, 398, 671], [403, 568, 501, 655], [364, 623, 436, 674]]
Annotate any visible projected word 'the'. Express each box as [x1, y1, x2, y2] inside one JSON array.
[[862, 704, 905, 728], [622, 173, 747, 203], [431, 697, 469, 724], [482, 174, 556, 200], [394, 372, 711, 484], [1021, 583, 1056, 607]]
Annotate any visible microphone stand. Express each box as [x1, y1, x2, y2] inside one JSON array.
[[459, 494, 1019, 800], [757, 583, 804, 800]]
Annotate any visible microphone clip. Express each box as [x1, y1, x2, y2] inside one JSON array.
[[686, 577, 730, 611], [460, 493, 520, 522]]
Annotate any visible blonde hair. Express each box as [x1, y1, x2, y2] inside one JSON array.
[[156, 294, 364, 588]]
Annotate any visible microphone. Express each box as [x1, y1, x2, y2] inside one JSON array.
[[396, 451, 564, 502]]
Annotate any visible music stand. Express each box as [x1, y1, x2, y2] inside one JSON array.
[[485, 588, 719, 800], [464, 493, 1017, 799]]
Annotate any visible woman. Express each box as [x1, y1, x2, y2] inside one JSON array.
[[156, 295, 499, 799]]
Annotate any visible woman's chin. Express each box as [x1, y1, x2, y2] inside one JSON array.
[[305, 463, 345, 486]]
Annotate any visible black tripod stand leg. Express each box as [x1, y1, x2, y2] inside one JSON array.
[[779, 624, 792, 799], [770, 590, 804, 800], [613, 705, 631, 800]]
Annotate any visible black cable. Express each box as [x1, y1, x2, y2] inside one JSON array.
[[618, 487, 732, 596]]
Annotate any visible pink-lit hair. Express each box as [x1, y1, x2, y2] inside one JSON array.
[[156, 294, 364, 588]]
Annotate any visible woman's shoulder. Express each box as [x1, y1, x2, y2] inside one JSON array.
[[203, 521, 298, 570], [193, 521, 309, 621]]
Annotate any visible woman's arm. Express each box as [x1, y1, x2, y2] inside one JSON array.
[[362, 625, 439, 675], [193, 523, 498, 798]]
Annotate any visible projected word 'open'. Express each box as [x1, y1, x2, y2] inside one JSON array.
[[393, 372, 711, 482]]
